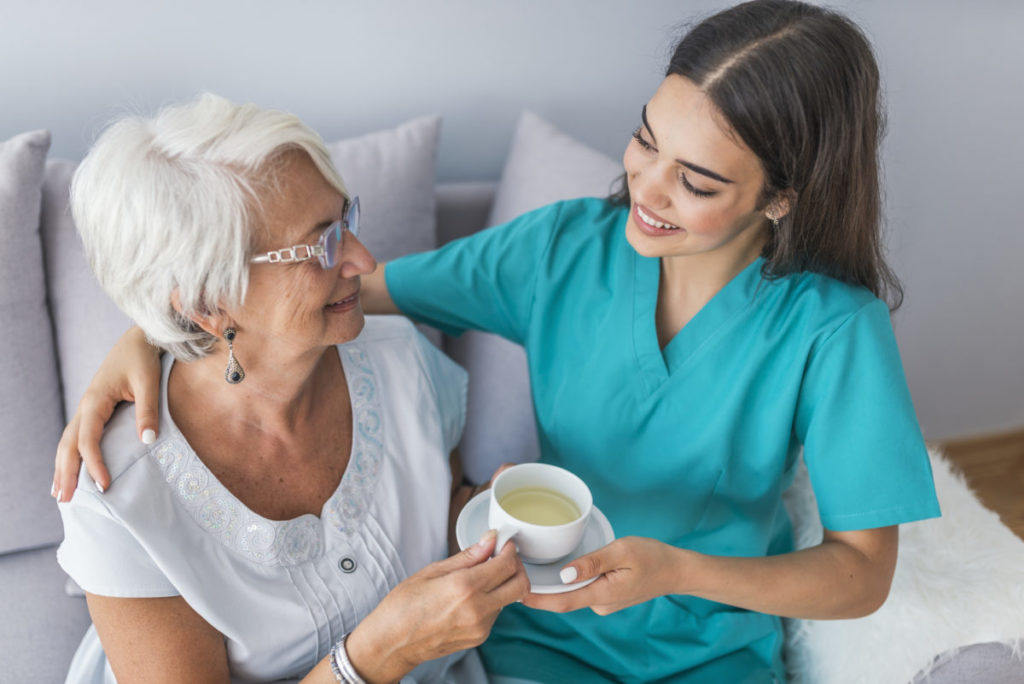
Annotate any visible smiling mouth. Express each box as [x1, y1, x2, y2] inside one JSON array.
[[636, 205, 680, 230], [326, 292, 359, 308]]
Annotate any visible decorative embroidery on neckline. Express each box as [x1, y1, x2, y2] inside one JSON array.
[[152, 343, 384, 566], [326, 345, 384, 538]]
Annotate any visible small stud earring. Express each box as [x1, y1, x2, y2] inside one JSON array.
[[224, 328, 245, 384]]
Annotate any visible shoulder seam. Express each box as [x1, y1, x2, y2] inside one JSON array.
[[101, 441, 157, 489], [815, 298, 883, 350], [66, 486, 121, 522]]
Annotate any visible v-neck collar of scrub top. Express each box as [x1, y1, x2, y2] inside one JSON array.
[[632, 251, 765, 393]]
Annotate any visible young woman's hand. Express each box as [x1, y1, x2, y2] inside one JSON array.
[[53, 326, 162, 501], [524, 527, 899, 620], [522, 536, 683, 615], [346, 530, 530, 682]]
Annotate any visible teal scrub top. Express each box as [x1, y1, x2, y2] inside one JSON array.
[[386, 198, 941, 683]]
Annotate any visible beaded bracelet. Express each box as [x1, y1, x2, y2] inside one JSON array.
[[329, 634, 367, 684]]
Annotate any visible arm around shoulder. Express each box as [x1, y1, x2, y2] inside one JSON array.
[[360, 263, 400, 315], [54, 324, 163, 502]]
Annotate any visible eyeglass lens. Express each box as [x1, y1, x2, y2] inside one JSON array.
[[319, 197, 360, 269], [347, 196, 360, 238], [320, 224, 341, 269]]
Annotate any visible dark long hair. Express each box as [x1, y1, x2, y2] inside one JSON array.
[[614, 0, 902, 309]]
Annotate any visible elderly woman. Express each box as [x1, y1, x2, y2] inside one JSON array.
[[56, 94, 528, 684]]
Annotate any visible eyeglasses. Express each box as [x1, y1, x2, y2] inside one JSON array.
[[251, 196, 361, 270]]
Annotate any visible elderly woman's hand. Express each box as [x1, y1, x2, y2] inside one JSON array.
[[449, 462, 521, 554], [53, 325, 162, 502], [345, 530, 529, 683]]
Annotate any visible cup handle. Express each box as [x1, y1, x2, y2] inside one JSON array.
[[493, 524, 519, 557]]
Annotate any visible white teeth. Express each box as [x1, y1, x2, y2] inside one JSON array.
[[637, 206, 679, 230], [328, 293, 357, 307]]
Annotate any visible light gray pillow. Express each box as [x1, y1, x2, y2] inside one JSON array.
[[42, 159, 133, 423], [327, 115, 441, 264], [0, 129, 66, 554], [328, 115, 442, 346], [485, 110, 624, 227], [42, 116, 445, 428], [456, 111, 622, 484]]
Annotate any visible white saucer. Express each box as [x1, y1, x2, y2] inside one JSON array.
[[455, 490, 615, 594]]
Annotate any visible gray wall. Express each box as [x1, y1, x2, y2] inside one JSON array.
[[2, 0, 1021, 440]]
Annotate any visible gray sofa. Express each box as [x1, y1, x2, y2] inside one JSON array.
[[2, 113, 1022, 683]]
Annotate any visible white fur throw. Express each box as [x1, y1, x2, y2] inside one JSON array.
[[782, 449, 1024, 684]]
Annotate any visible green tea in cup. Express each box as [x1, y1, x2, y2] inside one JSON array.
[[499, 487, 581, 526]]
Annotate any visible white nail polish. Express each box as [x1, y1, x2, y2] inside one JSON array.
[[50, 482, 56, 497], [141, 429, 156, 445], [95, 481, 105, 494], [559, 566, 578, 584], [57, 489, 64, 502]]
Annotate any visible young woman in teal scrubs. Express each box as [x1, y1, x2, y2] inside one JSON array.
[[55, 1, 940, 681]]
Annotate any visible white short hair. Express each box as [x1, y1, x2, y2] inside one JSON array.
[[71, 93, 347, 361]]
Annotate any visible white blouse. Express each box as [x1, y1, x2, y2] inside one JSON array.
[[58, 316, 485, 683]]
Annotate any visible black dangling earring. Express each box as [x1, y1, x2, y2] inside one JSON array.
[[224, 328, 245, 384]]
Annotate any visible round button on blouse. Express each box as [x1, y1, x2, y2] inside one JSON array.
[[338, 557, 357, 574]]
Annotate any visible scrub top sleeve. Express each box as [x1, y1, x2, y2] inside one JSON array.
[[412, 330, 469, 454], [57, 491, 178, 598], [385, 202, 564, 343], [794, 299, 941, 532]]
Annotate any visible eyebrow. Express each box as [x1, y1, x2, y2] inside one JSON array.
[[641, 105, 735, 185], [311, 219, 335, 236], [276, 221, 328, 250], [299, 217, 338, 241]]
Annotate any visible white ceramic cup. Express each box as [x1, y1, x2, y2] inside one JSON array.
[[488, 463, 593, 564]]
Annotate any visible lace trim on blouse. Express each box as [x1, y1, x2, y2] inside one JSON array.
[[153, 344, 383, 567]]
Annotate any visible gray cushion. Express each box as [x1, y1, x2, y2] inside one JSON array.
[[41, 159, 134, 422], [327, 115, 441, 264], [446, 331, 537, 485], [0, 544, 92, 683], [329, 115, 443, 347], [436, 181, 497, 247], [485, 110, 624, 227], [0, 129, 66, 554], [454, 111, 621, 484]]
